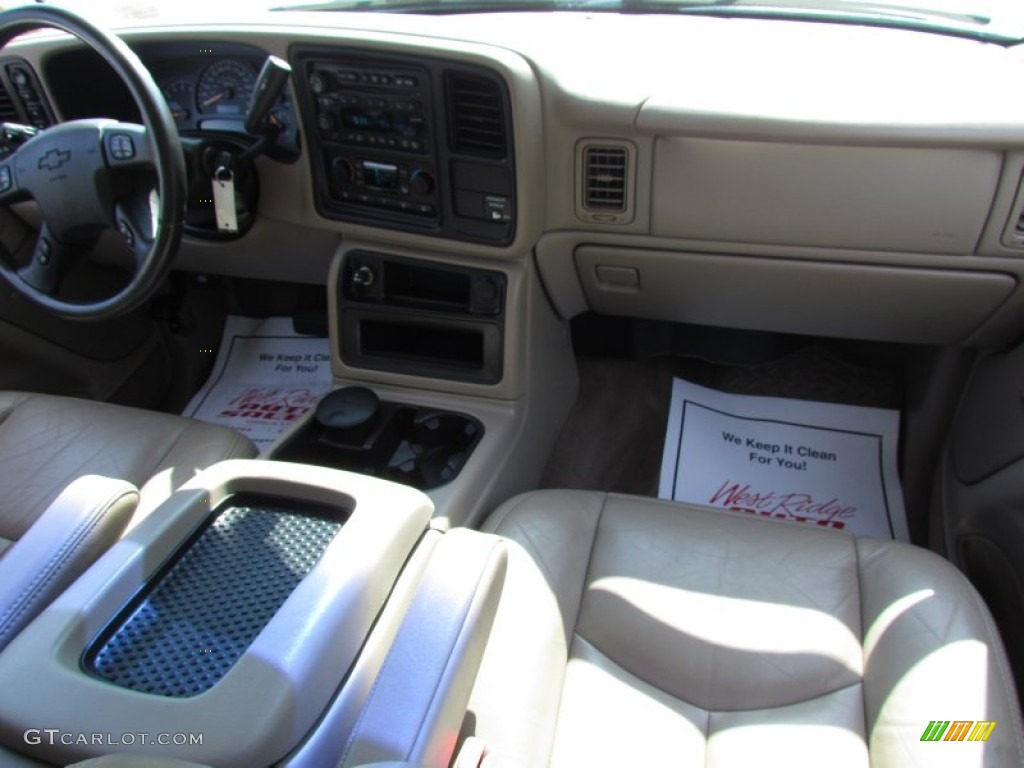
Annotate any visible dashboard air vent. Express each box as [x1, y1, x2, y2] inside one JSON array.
[[576, 140, 636, 224], [446, 73, 506, 158], [0, 80, 18, 122], [583, 146, 627, 212]]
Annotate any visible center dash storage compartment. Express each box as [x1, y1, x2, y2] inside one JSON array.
[[339, 251, 506, 383]]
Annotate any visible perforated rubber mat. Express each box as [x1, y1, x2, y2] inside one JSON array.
[[87, 502, 343, 697]]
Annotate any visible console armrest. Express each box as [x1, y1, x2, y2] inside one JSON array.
[[339, 529, 507, 768], [0, 460, 433, 768], [0, 475, 137, 652]]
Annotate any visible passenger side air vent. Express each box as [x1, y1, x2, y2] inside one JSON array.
[[583, 146, 627, 211], [446, 73, 507, 158], [576, 140, 636, 225]]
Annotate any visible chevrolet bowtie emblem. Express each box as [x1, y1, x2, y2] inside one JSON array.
[[38, 148, 71, 171]]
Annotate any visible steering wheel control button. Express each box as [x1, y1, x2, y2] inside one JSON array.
[[37, 239, 51, 266], [108, 134, 135, 161], [117, 219, 134, 248]]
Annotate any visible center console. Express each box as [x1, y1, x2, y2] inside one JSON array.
[[0, 460, 506, 768], [271, 385, 483, 490]]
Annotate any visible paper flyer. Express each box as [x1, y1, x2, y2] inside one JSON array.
[[183, 316, 333, 451], [658, 378, 907, 540]]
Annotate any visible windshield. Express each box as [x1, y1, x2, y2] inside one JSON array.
[[23, 0, 1024, 42]]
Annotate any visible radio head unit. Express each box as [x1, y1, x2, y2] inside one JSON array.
[[291, 46, 517, 246]]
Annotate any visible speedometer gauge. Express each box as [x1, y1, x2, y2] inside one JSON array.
[[196, 60, 255, 116]]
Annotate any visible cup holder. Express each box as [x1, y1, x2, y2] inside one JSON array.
[[387, 411, 482, 488], [271, 389, 483, 490]]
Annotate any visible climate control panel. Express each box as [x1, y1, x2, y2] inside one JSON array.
[[326, 156, 438, 217]]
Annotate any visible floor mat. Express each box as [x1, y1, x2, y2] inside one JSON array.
[[183, 316, 332, 452], [540, 346, 901, 497], [659, 378, 907, 540]]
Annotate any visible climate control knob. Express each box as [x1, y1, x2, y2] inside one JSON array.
[[409, 169, 435, 197], [329, 157, 355, 192]]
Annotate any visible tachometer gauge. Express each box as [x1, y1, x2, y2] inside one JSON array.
[[161, 78, 193, 124], [196, 59, 256, 117]]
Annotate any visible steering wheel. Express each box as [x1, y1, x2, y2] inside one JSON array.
[[0, 5, 185, 320]]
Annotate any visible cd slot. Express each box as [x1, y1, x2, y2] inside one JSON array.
[[383, 260, 471, 311]]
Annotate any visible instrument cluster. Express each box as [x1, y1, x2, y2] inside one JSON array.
[[149, 44, 296, 146], [43, 41, 300, 158]]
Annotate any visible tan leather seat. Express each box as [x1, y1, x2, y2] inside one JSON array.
[[465, 491, 1024, 767], [0, 391, 256, 547], [0, 391, 256, 650]]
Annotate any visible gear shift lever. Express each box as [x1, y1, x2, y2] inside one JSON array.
[[245, 55, 292, 136]]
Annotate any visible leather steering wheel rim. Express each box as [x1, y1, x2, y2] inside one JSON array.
[[0, 5, 185, 320]]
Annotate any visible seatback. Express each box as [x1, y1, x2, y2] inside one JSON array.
[[464, 490, 1024, 767]]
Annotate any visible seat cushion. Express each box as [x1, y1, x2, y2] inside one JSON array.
[[0, 392, 256, 542], [466, 490, 1024, 767]]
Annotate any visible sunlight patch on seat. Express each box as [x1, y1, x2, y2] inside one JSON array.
[[862, 588, 933, 662], [709, 718, 868, 767], [591, 575, 861, 673]]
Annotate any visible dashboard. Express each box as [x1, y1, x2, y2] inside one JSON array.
[[35, 37, 516, 244], [2, 10, 1024, 351]]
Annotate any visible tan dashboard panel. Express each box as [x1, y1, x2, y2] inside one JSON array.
[[575, 246, 1016, 345], [650, 138, 1001, 255]]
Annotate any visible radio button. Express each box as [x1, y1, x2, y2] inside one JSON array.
[[317, 113, 337, 132], [310, 72, 331, 94]]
